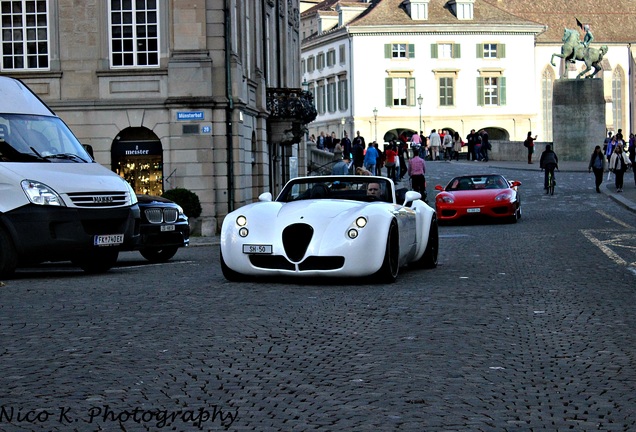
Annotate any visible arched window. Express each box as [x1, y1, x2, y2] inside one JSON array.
[[612, 67, 625, 133], [541, 67, 555, 141]]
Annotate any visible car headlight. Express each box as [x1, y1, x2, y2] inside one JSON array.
[[355, 216, 367, 228], [437, 195, 454, 204], [347, 228, 359, 239], [21, 180, 65, 206], [236, 215, 247, 226], [120, 177, 138, 205], [495, 192, 513, 202]]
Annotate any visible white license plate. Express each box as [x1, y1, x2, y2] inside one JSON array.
[[243, 244, 272, 254], [467, 208, 481, 213], [94, 234, 124, 246], [160, 225, 176, 232]]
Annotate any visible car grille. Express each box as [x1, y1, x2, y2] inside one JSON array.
[[145, 208, 179, 224], [282, 223, 313, 262], [67, 191, 129, 208], [248, 255, 345, 271]]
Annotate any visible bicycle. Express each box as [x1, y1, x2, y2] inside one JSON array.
[[545, 167, 556, 195]]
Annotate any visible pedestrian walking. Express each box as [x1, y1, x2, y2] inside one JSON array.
[[609, 144, 630, 192], [588, 145, 605, 193]]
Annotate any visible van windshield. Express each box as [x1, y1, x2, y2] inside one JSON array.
[[0, 114, 92, 163]]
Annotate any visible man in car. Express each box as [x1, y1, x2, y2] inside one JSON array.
[[366, 182, 383, 199]]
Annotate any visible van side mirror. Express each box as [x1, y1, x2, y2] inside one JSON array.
[[82, 144, 94, 159]]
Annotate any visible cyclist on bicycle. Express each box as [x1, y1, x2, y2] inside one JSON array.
[[540, 144, 559, 193]]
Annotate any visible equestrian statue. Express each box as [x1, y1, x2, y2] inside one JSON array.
[[550, 20, 608, 79]]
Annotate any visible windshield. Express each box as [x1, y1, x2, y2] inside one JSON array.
[[0, 114, 92, 163], [447, 175, 508, 191], [276, 176, 394, 204]]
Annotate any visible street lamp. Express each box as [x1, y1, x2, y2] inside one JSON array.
[[341, 117, 346, 138], [417, 94, 423, 133], [301, 77, 309, 92], [372, 107, 378, 142]]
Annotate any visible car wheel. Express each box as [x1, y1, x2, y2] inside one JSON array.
[[0, 226, 18, 279], [376, 220, 399, 283], [418, 216, 438, 269], [140, 246, 179, 263], [509, 205, 520, 224], [220, 248, 247, 282], [73, 249, 119, 274]]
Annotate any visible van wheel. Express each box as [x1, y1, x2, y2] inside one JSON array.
[[140, 247, 178, 263], [0, 227, 18, 278], [73, 249, 119, 274]]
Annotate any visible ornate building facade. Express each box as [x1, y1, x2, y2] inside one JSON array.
[[0, 0, 315, 235], [301, 0, 636, 150]]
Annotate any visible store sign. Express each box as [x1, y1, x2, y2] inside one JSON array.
[[177, 111, 204, 121], [112, 141, 162, 157]]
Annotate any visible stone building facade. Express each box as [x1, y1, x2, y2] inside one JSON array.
[[0, 0, 315, 235]]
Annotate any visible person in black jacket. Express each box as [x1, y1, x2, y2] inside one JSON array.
[[539, 144, 559, 192], [588, 145, 605, 193]]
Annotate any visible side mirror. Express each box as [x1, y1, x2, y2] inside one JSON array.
[[258, 192, 273, 202], [510, 181, 522, 187], [434, 185, 444, 191], [403, 191, 421, 205], [82, 144, 94, 159]]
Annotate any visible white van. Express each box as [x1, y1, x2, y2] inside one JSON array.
[[0, 77, 139, 277]]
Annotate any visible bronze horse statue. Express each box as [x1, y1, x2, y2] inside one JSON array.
[[550, 28, 608, 79]]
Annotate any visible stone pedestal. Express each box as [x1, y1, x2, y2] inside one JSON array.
[[552, 79, 605, 161]]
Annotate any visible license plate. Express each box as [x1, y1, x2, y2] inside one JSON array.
[[467, 208, 481, 213], [160, 225, 176, 232], [243, 244, 272, 254], [94, 234, 124, 246]]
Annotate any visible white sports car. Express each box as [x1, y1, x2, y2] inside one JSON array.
[[220, 175, 438, 282]]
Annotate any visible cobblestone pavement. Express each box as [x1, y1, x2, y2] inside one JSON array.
[[1, 161, 636, 431]]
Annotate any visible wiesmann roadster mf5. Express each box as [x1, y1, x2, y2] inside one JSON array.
[[220, 175, 438, 282]]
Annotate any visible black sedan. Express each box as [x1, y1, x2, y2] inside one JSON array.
[[133, 194, 190, 262]]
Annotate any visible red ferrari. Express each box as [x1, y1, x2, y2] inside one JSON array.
[[434, 174, 522, 223]]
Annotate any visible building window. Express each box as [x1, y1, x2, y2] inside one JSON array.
[[384, 43, 415, 59], [317, 52, 325, 70], [338, 78, 348, 110], [109, 0, 159, 68], [327, 81, 336, 113], [307, 56, 315, 72], [1, 0, 49, 70], [541, 67, 554, 141], [316, 83, 325, 114], [612, 68, 624, 133], [478, 43, 505, 59], [431, 43, 460, 59], [476, 74, 506, 106], [339, 44, 345, 64], [385, 76, 415, 107], [327, 49, 336, 67], [439, 77, 454, 106]]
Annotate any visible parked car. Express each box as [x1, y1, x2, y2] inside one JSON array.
[[434, 174, 522, 223], [220, 175, 438, 283], [132, 194, 190, 262]]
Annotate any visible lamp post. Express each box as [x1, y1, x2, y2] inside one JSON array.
[[341, 117, 346, 138], [373, 107, 378, 142], [417, 94, 423, 133], [301, 78, 309, 92]]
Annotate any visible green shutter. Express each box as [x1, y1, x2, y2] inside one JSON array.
[[385, 44, 391, 59], [477, 77, 484, 106], [499, 77, 506, 105], [453, 44, 461, 59], [476, 43, 483, 58], [431, 44, 438, 59], [408, 44, 415, 59], [498, 44, 506, 59], [408, 78, 416, 106], [385, 78, 393, 106]]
